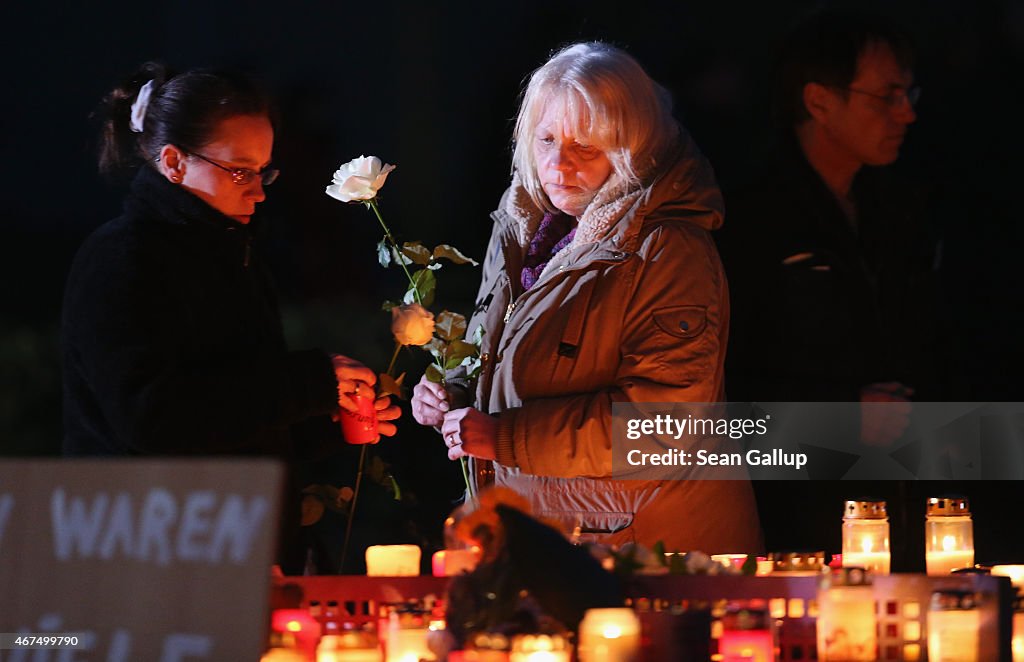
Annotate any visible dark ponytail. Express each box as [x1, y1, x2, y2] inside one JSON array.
[[96, 61, 272, 177]]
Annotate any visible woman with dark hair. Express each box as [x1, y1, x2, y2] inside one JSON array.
[[411, 43, 761, 553], [62, 62, 399, 570]]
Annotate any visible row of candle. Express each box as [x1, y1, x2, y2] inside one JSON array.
[[842, 497, 976, 575], [265, 607, 644, 661], [267, 566, 1024, 662], [365, 496, 979, 582], [363, 545, 480, 578], [721, 564, 1024, 662]]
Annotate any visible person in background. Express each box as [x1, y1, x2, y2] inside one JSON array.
[[62, 62, 399, 572], [719, 10, 942, 566], [412, 42, 762, 553]]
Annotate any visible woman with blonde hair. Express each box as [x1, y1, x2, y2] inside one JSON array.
[[413, 43, 761, 552]]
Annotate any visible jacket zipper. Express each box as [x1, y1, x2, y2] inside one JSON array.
[[502, 251, 628, 324]]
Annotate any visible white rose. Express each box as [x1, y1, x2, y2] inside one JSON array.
[[325, 155, 396, 202], [391, 303, 435, 346]]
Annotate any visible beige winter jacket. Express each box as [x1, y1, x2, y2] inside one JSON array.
[[461, 133, 763, 553]]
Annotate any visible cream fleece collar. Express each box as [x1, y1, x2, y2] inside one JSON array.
[[503, 173, 643, 250]]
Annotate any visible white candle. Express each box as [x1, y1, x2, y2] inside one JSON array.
[[928, 609, 980, 661], [843, 550, 890, 575], [366, 545, 421, 576], [842, 502, 890, 575], [431, 548, 479, 577], [578, 608, 640, 662], [992, 565, 1024, 590], [926, 549, 974, 575], [926, 533, 973, 575], [817, 585, 877, 660], [386, 627, 432, 662], [509, 635, 571, 662]]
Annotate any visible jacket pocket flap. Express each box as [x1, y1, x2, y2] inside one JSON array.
[[653, 305, 707, 339]]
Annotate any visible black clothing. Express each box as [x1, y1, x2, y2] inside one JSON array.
[[62, 166, 339, 457], [718, 135, 942, 570], [61, 167, 345, 572], [720, 134, 940, 402]]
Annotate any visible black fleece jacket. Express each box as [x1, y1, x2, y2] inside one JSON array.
[[62, 166, 339, 458]]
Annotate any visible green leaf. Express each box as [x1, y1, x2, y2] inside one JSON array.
[[425, 363, 444, 383], [652, 541, 668, 566], [379, 372, 406, 399], [404, 269, 436, 307], [446, 339, 478, 366], [376, 239, 391, 268], [471, 324, 485, 346], [609, 547, 643, 578], [400, 241, 433, 266], [433, 244, 480, 266], [435, 310, 467, 342], [381, 300, 399, 312], [423, 337, 446, 359]]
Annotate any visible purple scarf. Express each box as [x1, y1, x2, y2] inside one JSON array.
[[521, 212, 577, 290]]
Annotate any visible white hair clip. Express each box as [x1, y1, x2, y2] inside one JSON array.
[[129, 79, 156, 133]]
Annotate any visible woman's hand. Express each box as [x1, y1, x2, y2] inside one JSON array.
[[411, 374, 449, 427], [331, 354, 377, 411], [374, 394, 401, 438], [441, 407, 498, 461]]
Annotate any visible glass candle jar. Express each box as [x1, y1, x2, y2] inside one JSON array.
[[817, 567, 877, 661], [386, 609, 434, 662], [928, 590, 980, 661], [925, 497, 974, 575], [509, 634, 571, 662], [719, 606, 774, 662], [842, 500, 890, 575], [769, 551, 826, 576], [578, 608, 641, 662]]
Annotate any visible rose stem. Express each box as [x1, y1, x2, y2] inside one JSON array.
[[369, 198, 422, 305]]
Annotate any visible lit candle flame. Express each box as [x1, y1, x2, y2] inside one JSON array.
[[602, 625, 622, 639], [285, 620, 301, 632], [942, 535, 957, 552], [861, 536, 874, 553]]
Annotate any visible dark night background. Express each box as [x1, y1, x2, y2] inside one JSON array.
[[2, 1, 1022, 564]]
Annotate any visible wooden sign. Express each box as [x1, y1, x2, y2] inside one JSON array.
[[0, 459, 282, 661]]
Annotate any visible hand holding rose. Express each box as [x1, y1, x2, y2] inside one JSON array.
[[412, 374, 449, 426]]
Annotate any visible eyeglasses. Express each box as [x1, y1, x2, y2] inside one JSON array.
[[844, 85, 921, 109], [188, 152, 280, 186]]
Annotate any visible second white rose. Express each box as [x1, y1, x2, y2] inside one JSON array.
[[391, 303, 435, 346]]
